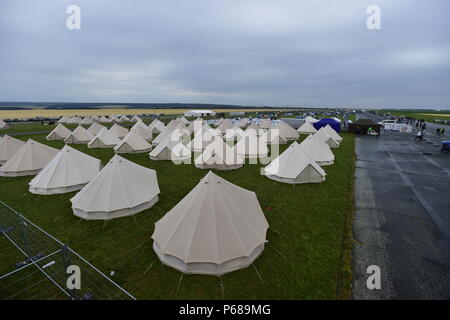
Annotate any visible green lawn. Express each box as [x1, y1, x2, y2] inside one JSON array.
[[380, 110, 450, 122], [0, 126, 355, 300]]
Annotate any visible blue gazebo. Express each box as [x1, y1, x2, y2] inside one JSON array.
[[313, 118, 341, 133]]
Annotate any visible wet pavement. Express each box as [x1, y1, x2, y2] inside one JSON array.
[[353, 114, 450, 299]]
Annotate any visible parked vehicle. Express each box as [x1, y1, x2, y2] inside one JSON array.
[[378, 119, 397, 125]]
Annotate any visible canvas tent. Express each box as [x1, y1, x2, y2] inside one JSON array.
[[205, 125, 222, 137], [304, 116, 318, 123], [0, 135, 26, 165], [151, 129, 169, 146], [99, 116, 110, 123], [148, 119, 166, 134], [245, 123, 263, 136], [71, 154, 160, 220], [238, 118, 250, 129], [165, 119, 184, 131], [65, 125, 94, 144], [313, 118, 341, 133], [187, 118, 203, 133], [217, 119, 234, 134], [297, 122, 318, 135], [179, 116, 190, 125], [299, 134, 334, 166], [153, 126, 187, 146], [29, 145, 101, 195], [276, 122, 299, 140], [195, 138, 244, 170], [46, 124, 72, 141], [215, 118, 225, 126], [153, 126, 189, 146], [224, 126, 246, 142], [80, 117, 94, 125], [88, 127, 121, 149], [149, 134, 191, 161], [108, 123, 129, 138], [67, 116, 82, 124], [164, 119, 175, 129], [87, 122, 106, 136], [235, 132, 269, 158], [260, 128, 288, 145], [0, 119, 10, 129], [173, 119, 188, 131], [263, 142, 326, 184], [323, 124, 343, 142], [258, 119, 272, 130], [131, 115, 142, 122], [119, 115, 131, 122], [129, 122, 152, 141], [187, 129, 215, 152], [114, 131, 152, 154], [280, 118, 303, 129], [109, 115, 122, 123], [313, 128, 340, 148], [58, 116, 71, 124], [152, 171, 269, 275], [0, 139, 59, 177]]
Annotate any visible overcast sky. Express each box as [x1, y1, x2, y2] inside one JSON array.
[[0, 0, 449, 108]]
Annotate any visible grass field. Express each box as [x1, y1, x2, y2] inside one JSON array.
[[420, 113, 450, 118], [0, 124, 355, 300], [0, 108, 300, 119], [382, 110, 450, 122]]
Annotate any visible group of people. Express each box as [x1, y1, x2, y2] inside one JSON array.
[[414, 123, 447, 141], [415, 119, 426, 130], [436, 127, 446, 136]]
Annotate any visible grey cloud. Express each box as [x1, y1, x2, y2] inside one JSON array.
[[0, 0, 449, 108]]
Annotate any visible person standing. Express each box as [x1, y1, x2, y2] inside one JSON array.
[[415, 130, 423, 141]]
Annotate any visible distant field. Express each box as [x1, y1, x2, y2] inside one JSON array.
[[420, 113, 450, 117], [0, 108, 297, 119], [381, 110, 450, 122]]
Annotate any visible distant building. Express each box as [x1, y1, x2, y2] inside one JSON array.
[[184, 110, 216, 117], [230, 111, 245, 116]]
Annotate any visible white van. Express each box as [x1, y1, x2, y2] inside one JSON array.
[[378, 119, 396, 125]]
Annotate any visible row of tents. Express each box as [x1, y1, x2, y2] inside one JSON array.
[[57, 114, 144, 124], [47, 121, 155, 154], [263, 125, 343, 184], [0, 116, 343, 276], [0, 134, 268, 275], [0, 117, 343, 179]]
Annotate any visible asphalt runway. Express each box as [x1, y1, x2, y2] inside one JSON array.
[[353, 114, 450, 299]]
